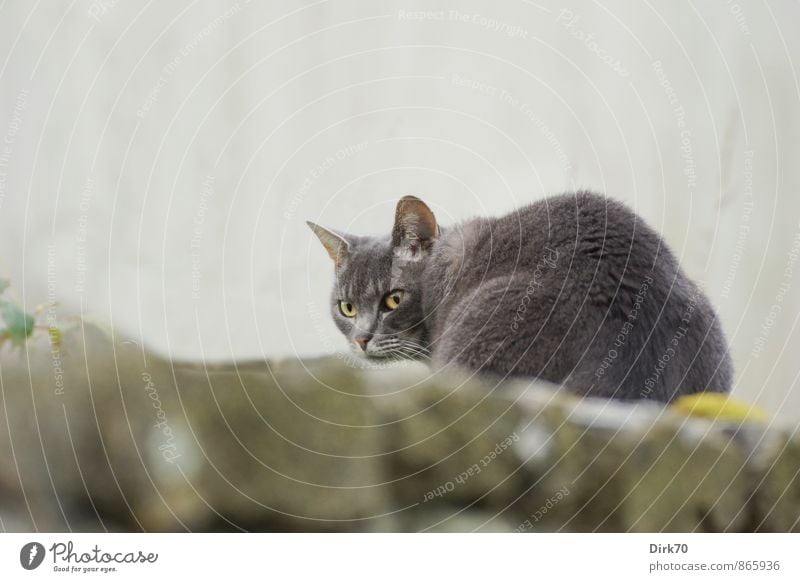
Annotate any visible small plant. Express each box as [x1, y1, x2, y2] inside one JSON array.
[[0, 278, 35, 347], [0, 278, 61, 348]]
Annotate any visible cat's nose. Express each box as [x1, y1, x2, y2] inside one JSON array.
[[354, 334, 372, 351]]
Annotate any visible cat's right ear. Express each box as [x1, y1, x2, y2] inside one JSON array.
[[306, 221, 350, 267]]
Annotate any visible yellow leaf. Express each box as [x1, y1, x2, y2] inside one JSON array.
[[672, 393, 769, 424], [48, 326, 62, 347]]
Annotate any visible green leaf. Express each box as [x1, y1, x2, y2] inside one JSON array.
[[0, 298, 36, 345], [0, 278, 9, 294]]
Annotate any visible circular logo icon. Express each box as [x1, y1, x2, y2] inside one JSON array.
[[20, 542, 46, 570]]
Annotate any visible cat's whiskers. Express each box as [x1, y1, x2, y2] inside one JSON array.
[[394, 339, 431, 360], [398, 338, 430, 354], [365, 337, 427, 361], [369, 338, 401, 358]]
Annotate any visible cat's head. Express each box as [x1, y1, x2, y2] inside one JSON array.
[[307, 196, 439, 360]]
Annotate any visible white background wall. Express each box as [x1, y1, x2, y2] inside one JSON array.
[[0, 0, 798, 421]]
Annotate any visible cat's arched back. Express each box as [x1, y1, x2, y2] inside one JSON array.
[[309, 192, 732, 402]]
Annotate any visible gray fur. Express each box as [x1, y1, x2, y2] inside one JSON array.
[[308, 192, 733, 402]]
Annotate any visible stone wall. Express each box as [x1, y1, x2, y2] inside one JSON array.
[[0, 322, 797, 532]]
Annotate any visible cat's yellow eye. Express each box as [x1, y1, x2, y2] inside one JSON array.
[[339, 301, 357, 317], [384, 290, 404, 310]]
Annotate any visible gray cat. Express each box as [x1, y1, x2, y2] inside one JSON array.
[[307, 192, 732, 402]]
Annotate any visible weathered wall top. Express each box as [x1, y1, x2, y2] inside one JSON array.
[[0, 323, 796, 532]]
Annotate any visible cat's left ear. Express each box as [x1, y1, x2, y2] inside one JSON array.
[[391, 195, 439, 259], [306, 221, 351, 267]]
